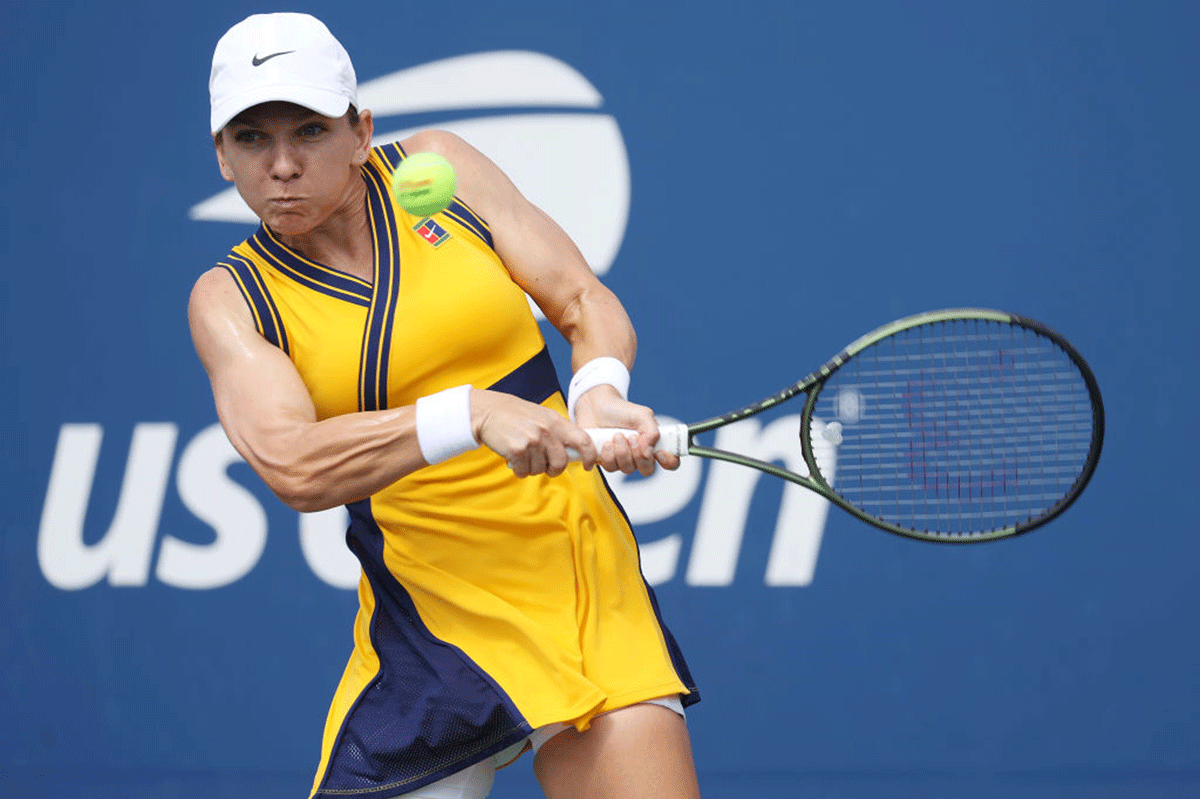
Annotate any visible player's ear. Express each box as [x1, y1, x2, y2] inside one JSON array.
[[213, 134, 235, 183], [352, 108, 373, 165]]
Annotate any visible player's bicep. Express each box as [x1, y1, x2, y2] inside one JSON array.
[[187, 268, 316, 475], [493, 204, 600, 324]]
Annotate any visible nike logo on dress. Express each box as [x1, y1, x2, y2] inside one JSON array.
[[252, 51, 294, 67]]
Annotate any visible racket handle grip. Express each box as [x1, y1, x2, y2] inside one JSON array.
[[567, 422, 690, 460]]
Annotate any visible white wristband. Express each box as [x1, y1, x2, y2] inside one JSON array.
[[415, 385, 478, 465], [567, 357, 630, 422]]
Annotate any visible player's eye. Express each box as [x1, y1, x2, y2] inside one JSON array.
[[233, 129, 265, 144], [299, 124, 327, 138]]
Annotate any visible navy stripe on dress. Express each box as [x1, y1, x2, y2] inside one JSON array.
[[250, 229, 373, 306], [358, 163, 403, 412], [487, 346, 561, 404], [313, 499, 532, 798], [218, 256, 289, 354]]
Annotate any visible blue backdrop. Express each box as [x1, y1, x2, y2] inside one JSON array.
[[3, 1, 1198, 797]]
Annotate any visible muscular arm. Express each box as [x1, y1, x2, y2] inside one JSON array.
[[406, 130, 679, 474], [188, 268, 428, 512], [189, 268, 598, 509]]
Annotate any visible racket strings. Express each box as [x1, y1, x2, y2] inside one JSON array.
[[814, 318, 1096, 538]]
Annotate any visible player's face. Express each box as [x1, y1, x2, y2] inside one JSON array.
[[215, 102, 373, 236]]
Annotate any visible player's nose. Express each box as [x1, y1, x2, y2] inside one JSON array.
[[267, 142, 302, 181]]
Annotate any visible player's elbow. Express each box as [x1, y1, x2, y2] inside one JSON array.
[[271, 476, 341, 513], [259, 458, 342, 513], [272, 484, 321, 513]]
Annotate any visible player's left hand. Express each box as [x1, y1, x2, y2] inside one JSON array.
[[572, 386, 681, 476]]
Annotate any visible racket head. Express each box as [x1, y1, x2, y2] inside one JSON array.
[[796, 309, 1104, 542]]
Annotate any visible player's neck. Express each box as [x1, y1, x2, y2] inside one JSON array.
[[276, 177, 375, 283]]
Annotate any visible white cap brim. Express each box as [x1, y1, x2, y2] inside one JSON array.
[[210, 83, 352, 134]]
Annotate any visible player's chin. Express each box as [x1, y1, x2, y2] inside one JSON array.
[[261, 209, 317, 236]]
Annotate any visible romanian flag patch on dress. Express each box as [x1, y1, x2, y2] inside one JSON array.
[[414, 217, 451, 247]]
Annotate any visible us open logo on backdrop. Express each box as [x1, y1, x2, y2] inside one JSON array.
[[37, 52, 833, 592]]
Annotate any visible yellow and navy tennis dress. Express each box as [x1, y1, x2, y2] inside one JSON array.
[[215, 144, 698, 798]]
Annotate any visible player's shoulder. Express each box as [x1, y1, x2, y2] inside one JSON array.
[[188, 265, 243, 318], [397, 129, 480, 162], [192, 264, 233, 290]]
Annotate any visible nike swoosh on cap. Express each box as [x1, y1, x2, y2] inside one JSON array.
[[251, 50, 295, 67]]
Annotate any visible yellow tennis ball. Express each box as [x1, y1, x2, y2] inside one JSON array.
[[390, 152, 457, 216]]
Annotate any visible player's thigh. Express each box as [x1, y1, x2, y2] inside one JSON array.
[[532, 702, 700, 799]]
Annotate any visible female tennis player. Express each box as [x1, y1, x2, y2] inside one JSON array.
[[189, 12, 701, 799]]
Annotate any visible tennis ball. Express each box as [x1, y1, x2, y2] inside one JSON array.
[[391, 152, 457, 216]]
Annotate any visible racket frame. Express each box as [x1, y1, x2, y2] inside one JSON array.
[[678, 308, 1104, 542]]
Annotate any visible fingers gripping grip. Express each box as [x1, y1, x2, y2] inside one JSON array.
[[565, 422, 690, 461]]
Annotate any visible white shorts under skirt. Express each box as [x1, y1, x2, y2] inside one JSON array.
[[394, 695, 685, 799]]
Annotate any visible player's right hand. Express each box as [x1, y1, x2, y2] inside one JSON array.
[[470, 389, 597, 477], [571, 385, 681, 476]]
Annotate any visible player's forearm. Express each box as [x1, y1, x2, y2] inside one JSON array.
[[241, 406, 428, 513]]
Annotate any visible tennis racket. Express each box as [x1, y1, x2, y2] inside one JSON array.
[[581, 308, 1104, 543]]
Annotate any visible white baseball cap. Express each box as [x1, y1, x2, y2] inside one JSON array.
[[209, 13, 358, 134]]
